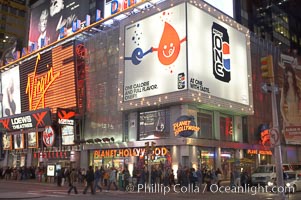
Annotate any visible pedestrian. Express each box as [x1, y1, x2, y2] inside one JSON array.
[[83, 166, 95, 195], [93, 167, 102, 193], [107, 167, 118, 190], [67, 168, 78, 195]]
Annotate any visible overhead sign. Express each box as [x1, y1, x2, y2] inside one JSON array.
[[0, 108, 52, 132]]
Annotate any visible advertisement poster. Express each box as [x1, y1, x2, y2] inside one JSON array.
[[2, 134, 12, 150], [1, 66, 21, 117], [61, 125, 75, 145], [14, 133, 24, 150], [279, 53, 301, 144], [124, 3, 187, 101], [187, 4, 250, 105], [28, 132, 38, 148], [29, 0, 90, 49]]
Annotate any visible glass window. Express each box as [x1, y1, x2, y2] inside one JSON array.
[[220, 115, 233, 141], [139, 109, 170, 140], [197, 111, 213, 139]]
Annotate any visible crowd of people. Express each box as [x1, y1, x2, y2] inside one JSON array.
[[0, 164, 251, 194]]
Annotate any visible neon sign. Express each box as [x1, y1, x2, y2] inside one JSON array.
[[173, 115, 200, 137], [26, 53, 61, 110]]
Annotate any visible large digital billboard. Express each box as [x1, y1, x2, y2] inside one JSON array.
[[19, 42, 77, 112], [123, 3, 187, 101], [29, 0, 90, 49], [187, 3, 251, 105], [1, 66, 21, 117], [203, 0, 234, 18]]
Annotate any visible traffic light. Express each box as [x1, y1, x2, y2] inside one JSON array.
[[261, 55, 274, 82]]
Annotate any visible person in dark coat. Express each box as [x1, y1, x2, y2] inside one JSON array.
[[67, 168, 78, 194], [83, 166, 95, 194]]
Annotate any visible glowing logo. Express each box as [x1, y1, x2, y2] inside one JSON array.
[[212, 22, 231, 82]]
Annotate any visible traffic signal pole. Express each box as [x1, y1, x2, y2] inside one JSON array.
[[261, 55, 285, 200]]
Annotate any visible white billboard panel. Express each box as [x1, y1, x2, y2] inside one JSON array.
[[2, 66, 21, 117], [187, 4, 250, 105], [204, 0, 234, 18], [123, 3, 187, 101]]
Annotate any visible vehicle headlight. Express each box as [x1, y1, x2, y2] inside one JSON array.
[[267, 181, 274, 186], [286, 183, 291, 187]]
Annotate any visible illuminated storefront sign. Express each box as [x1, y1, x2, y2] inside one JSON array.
[[247, 149, 272, 155], [94, 147, 168, 159], [173, 115, 200, 137]]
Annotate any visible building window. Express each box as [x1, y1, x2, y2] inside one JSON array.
[[197, 110, 213, 139], [138, 109, 170, 140], [220, 115, 233, 141]]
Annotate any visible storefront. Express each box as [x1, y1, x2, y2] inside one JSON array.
[[91, 147, 170, 173]]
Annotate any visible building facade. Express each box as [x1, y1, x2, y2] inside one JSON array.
[[0, 0, 301, 180]]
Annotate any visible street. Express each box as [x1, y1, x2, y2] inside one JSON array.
[[1, 180, 301, 200]]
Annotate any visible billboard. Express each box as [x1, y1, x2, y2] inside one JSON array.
[[1, 66, 21, 117], [29, 0, 90, 49], [20, 42, 77, 112], [279, 53, 301, 144], [187, 3, 250, 105], [124, 3, 187, 101]]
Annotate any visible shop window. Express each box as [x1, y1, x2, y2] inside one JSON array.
[[138, 109, 170, 140], [197, 111, 213, 139], [220, 115, 233, 141]]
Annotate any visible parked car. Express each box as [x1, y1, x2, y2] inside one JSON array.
[[267, 172, 301, 193], [251, 164, 293, 186]]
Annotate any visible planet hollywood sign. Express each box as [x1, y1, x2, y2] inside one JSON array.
[[173, 115, 200, 137], [94, 147, 168, 159]]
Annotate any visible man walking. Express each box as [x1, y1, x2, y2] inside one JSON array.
[[83, 166, 95, 194], [93, 167, 103, 192], [107, 167, 118, 190], [67, 168, 78, 194]]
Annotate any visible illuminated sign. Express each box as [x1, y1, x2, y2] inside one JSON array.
[[26, 53, 61, 111], [105, 0, 142, 18], [94, 147, 167, 159], [247, 149, 272, 155], [20, 42, 77, 113], [28, 132, 38, 148], [187, 3, 250, 105], [47, 164, 55, 177], [173, 115, 200, 137], [57, 108, 76, 125], [0, 108, 52, 132], [123, 3, 187, 101], [43, 126, 55, 147]]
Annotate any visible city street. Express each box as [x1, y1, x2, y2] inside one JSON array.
[[1, 180, 301, 200]]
